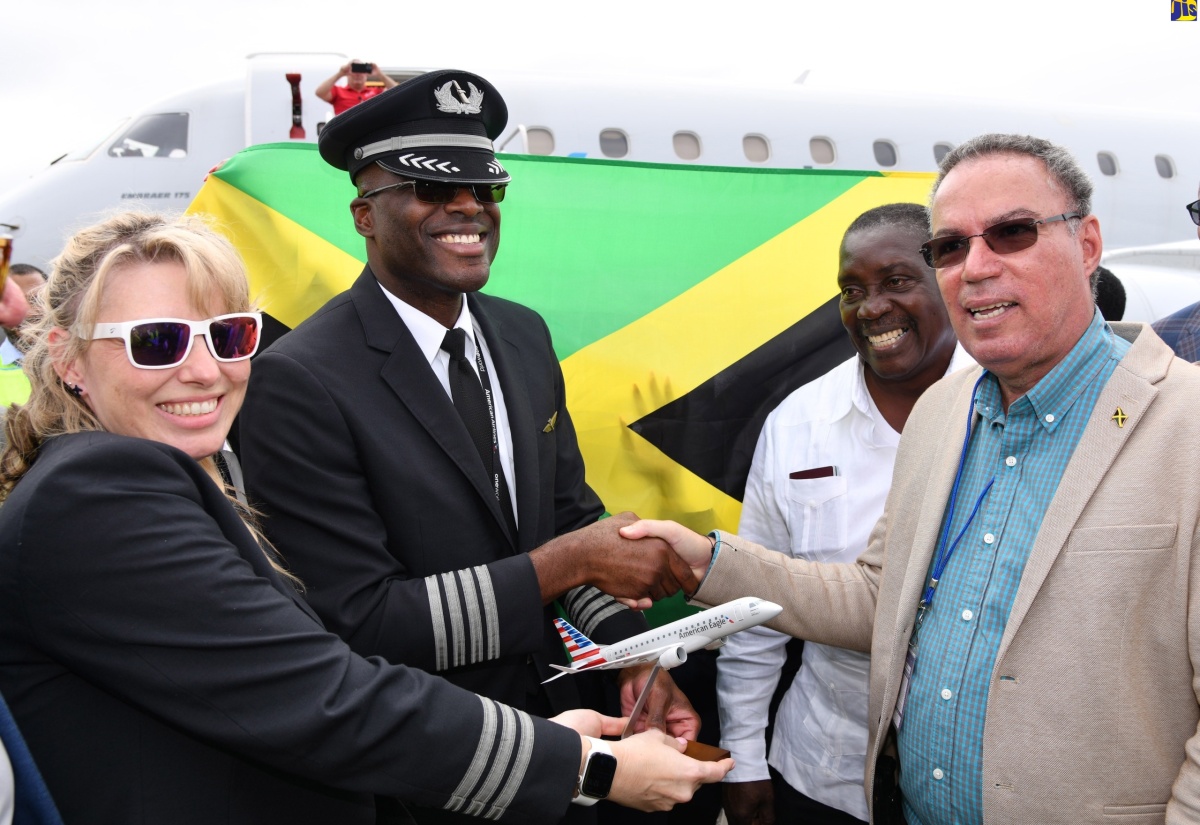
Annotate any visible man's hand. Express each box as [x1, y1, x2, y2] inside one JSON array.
[[620, 518, 714, 581], [723, 779, 775, 825], [0, 277, 30, 330], [373, 65, 398, 89], [529, 512, 698, 605], [618, 666, 699, 739]]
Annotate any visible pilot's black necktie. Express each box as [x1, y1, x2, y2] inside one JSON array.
[[441, 327, 517, 539]]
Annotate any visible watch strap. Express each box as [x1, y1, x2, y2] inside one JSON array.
[[571, 736, 616, 806]]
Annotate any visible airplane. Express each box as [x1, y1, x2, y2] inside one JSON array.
[[1, 52, 1197, 316], [3, 53, 1199, 263], [544, 597, 783, 682]]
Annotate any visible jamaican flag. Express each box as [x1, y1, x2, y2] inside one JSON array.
[[188, 143, 933, 540]]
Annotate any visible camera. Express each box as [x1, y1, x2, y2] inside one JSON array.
[[350, 61, 373, 74]]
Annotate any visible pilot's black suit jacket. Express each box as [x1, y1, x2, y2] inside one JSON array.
[[239, 269, 646, 714]]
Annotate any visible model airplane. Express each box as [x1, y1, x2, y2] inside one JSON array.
[[545, 596, 783, 682]]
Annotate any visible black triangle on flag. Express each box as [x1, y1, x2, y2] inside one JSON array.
[[629, 297, 854, 502]]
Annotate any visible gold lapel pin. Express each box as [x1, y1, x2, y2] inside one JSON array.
[[543, 411, 558, 433], [1111, 407, 1128, 428]]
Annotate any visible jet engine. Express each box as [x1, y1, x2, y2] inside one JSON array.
[[657, 646, 688, 669]]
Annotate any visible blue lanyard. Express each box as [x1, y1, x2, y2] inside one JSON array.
[[916, 373, 994, 629]]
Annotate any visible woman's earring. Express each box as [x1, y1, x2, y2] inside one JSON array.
[[66, 383, 82, 397]]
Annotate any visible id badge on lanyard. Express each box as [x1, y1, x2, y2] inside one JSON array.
[[893, 374, 994, 732], [893, 638, 918, 731]]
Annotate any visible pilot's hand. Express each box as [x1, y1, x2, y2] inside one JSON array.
[[530, 512, 697, 605], [723, 779, 776, 825], [619, 666, 699, 739], [599, 512, 698, 601], [609, 730, 733, 812]]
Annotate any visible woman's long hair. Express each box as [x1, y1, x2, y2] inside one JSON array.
[[1, 211, 250, 493], [0, 211, 299, 583]]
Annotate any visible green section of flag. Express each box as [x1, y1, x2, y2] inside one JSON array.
[[214, 145, 877, 358], [494, 156, 875, 357], [213, 144, 364, 257]]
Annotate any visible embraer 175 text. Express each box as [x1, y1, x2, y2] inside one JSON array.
[[545, 596, 783, 682]]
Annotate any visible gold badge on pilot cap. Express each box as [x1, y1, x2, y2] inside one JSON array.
[[318, 68, 511, 185]]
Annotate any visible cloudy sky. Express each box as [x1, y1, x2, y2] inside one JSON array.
[[1, 0, 1195, 194]]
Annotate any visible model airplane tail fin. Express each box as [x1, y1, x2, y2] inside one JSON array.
[[545, 621, 610, 684], [554, 617, 605, 666]]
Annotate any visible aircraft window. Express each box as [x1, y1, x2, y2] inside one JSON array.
[[599, 129, 629, 159], [873, 140, 898, 168], [673, 131, 701, 161], [527, 127, 555, 156], [107, 112, 189, 159], [933, 142, 954, 164], [1097, 151, 1119, 176], [809, 137, 835, 164], [1154, 154, 1176, 179], [743, 134, 770, 163]]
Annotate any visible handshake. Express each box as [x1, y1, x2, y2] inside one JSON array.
[[530, 512, 716, 609]]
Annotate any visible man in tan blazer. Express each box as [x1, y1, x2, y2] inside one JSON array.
[[624, 134, 1200, 825]]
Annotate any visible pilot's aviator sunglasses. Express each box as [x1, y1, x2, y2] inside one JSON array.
[[359, 179, 507, 204], [1187, 199, 1200, 227], [920, 212, 1082, 269], [83, 313, 262, 369]]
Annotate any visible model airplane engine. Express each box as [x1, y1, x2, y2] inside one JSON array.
[[657, 646, 688, 669]]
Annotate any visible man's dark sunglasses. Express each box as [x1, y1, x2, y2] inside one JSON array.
[[359, 179, 506, 205], [920, 212, 1082, 269], [1187, 199, 1200, 227]]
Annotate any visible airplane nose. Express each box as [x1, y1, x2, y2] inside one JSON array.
[[760, 600, 784, 620]]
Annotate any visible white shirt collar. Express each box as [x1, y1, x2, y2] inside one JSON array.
[[377, 283, 478, 366], [848, 342, 975, 435]]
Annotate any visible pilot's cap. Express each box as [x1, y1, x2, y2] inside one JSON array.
[[318, 68, 510, 185]]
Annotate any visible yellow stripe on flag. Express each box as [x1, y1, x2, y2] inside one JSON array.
[[188, 177, 361, 329], [564, 173, 935, 532]]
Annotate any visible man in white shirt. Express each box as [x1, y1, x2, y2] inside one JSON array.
[[718, 203, 969, 824]]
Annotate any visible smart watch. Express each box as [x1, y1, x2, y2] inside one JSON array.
[[571, 736, 617, 806]]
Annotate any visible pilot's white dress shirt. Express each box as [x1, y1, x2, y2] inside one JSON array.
[[382, 285, 518, 524]]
